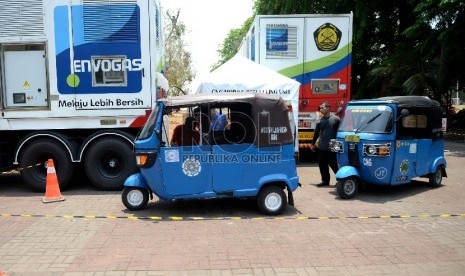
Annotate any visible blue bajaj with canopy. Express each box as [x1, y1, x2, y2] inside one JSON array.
[[331, 96, 447, 199], [122, 92, 300, 215]]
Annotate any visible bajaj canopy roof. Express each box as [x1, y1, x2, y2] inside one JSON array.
[[378, 96, 441, 109], [160, 92, 294, 147]]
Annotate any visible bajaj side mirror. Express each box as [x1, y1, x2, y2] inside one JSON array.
[[396, 109, 410, 121]]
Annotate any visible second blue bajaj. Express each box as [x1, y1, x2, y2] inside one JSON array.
[[331, 96, 447, 199], [122, 92, 300, 215]]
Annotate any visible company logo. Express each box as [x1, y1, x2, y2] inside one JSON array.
[[374, 167, 388, 179], [313, 23, 342, 51], [182, 157, 201, 177], [73, 58, 142, 73], [266, 28, 288, 51]]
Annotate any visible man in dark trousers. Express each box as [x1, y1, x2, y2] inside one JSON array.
[[310, 101, 340, 187]]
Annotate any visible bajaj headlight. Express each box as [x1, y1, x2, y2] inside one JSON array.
[[363, 143, 391, 156], [330, 139, 344, 153]]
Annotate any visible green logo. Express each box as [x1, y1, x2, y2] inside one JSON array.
[[400, 159, 409, 175], [67, 73, 80, 88]]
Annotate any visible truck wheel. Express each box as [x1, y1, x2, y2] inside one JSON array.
[[84, 137, 137, 191], [428, 166, 443, 188], [122, 187, 149, 210], [257, 186, 287, 215], [19, 139, 73, 192], [336, 177, 359, 199]]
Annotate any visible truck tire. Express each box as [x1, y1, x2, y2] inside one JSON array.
[[84, 137, 137, 191], [19, 139, 74, 192]]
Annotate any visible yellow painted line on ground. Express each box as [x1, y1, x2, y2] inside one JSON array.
[[418, 214, 431, 218], [2, 213, 465, 221]]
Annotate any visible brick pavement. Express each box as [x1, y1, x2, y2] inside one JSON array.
[[0, 141, 465, 275]]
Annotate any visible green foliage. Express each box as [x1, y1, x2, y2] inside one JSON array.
[[213, 0, 465, 113]]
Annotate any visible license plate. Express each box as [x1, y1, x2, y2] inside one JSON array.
[[298, 132, 314, 140], [345, 135, 360, 142]]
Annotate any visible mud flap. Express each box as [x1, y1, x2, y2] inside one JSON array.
[[287, 188, 294, 206]]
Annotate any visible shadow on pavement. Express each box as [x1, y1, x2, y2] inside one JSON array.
[[121, 196, 301, 218], [329, 179, 442, 203]]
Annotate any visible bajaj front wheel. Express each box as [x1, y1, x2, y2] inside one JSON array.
[[122, 187, 149, 211], [257, 186, 287, 215], [337, 177, 359, 199]]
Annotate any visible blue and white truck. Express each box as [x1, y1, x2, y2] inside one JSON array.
[[0, 0, 168, 191]]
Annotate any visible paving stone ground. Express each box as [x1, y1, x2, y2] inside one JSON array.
[[1, 141, 464, 275]]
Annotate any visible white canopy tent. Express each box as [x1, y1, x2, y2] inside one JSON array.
[[194, 55, 301, 151]]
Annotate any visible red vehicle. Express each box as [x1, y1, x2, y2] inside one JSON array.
[[239, 14, 352, 159]]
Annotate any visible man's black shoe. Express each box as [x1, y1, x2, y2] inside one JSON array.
[[316, 182, 329, 187]]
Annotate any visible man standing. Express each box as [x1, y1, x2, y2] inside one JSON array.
[[310, 101, 340, 187]]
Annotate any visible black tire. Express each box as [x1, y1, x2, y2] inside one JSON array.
[[84, 137, 138, 191], [336, 177, 359, 199], [19, 139, 74, 192], [257, 185, 287, 215], [428, 166, 443, 188], [122, 187, 149, 210]]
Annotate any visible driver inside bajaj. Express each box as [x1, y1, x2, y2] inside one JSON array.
[[170, 116, 200, 146]]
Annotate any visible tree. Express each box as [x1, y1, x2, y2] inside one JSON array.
[[217, 0, 465, 113], [212, 17, 254, 71], [164, 10, 195, 96]]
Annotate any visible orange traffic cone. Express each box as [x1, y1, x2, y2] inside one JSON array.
[[42, 159, 65, 203]]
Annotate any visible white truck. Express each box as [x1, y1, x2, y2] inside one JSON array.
[[239, 14, 353, 158], [0, 0, 168, 191]]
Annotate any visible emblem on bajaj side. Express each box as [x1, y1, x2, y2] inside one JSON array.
[[182, 157, 201, 177], [400, 159, 409, 175], [374, 167, 387, 179]]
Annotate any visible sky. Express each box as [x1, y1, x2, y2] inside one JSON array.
[[159, 0, 254, 82]]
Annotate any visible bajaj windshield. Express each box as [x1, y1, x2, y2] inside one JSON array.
[[138, 105, 160, 140], [340, 105, 394, 133]]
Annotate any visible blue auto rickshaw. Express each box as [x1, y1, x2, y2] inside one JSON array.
[[331, 96, 447, 199], [122, 92, 300, 215]]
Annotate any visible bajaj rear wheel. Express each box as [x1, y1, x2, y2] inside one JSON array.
[[336, 177, 359, 199], [257, 186, 287, 215], [428, 166, 443, 188]]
